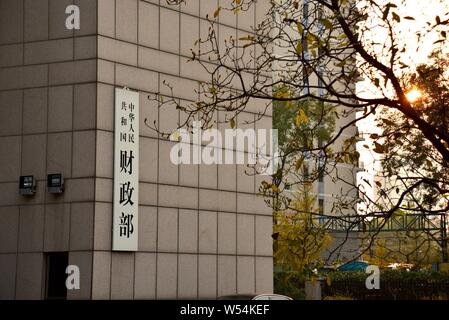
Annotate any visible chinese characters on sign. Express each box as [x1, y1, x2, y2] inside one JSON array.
[[113, 88, 139, 251]]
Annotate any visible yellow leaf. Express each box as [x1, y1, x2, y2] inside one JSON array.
[[271, 185, 280, 193], [297, 22, 304, 34], [295, 109, 309, 126], [373, 142, 385, 154], [171, 130, 181, 142], [213, 6, 221, 18], [239, 35, 255, 41], [230, 118, 236, 129], [296, 41, 303, 55], [392, 12, 400, 22], [320, 18, 333, 29], [274, 90, 290, 99], [306, 33, 315, 46], [295, 157, 304, 171]]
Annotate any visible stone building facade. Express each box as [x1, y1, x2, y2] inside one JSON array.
[[0, 0, 273, 299]]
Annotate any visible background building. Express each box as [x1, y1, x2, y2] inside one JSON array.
[[272, 0, 362, 263], [0, 0, 273, 299]]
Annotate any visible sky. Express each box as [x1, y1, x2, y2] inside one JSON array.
[[394, 0, 449, 64], [357, 0, 449, 99]]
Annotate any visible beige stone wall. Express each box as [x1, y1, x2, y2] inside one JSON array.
[[0, 0, 274, 299], [0, 0, 98, 300]]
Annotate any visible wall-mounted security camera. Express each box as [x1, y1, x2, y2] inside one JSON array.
[[19, 175, 36, 195], [47, 174, 64, 194]]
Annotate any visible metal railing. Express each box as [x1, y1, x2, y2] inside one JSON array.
[[315, 213, 444, 233]]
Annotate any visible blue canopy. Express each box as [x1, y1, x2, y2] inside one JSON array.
[[337, 261, 369, 271]]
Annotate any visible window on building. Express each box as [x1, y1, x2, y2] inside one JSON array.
[[302, 0, 310, 94], [319, 171, 324, 183], [303, 163, 310, 180], [317, 139, 325, 182], [45, 252, 68, 300], [319, 199, 324, 215], [319, 199, 325, 225]]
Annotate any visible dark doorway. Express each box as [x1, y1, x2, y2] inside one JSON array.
[[45, 252, 68, 300]]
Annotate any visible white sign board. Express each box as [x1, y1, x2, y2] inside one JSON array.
[[113, 88, 139, 251]]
